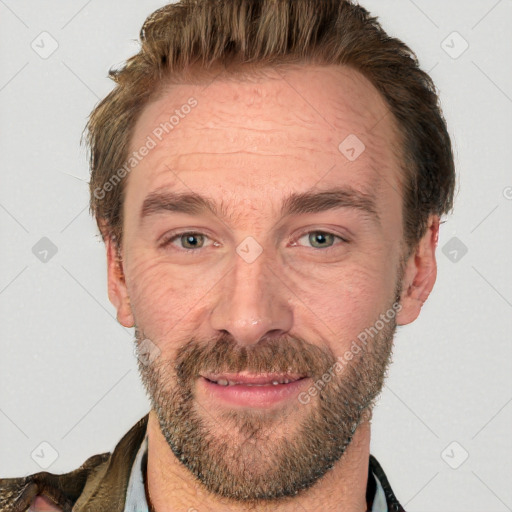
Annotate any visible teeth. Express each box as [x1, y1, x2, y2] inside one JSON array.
[[213, 378, 297, 386]]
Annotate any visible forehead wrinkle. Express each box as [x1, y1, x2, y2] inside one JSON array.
[[150, 119, 333, 157]]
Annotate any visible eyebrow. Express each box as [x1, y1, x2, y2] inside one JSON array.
[[140, 186, 381, 226]]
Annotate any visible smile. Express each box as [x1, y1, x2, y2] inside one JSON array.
[[198, 373, 310, 407]]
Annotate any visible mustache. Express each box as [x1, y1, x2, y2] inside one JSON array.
[[174, 333, 337, 384], [136, 329, 338, 385]]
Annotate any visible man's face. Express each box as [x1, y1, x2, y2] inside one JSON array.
[[112, 65, 410, 501]]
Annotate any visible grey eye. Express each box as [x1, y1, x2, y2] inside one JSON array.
[[307, 231, 336, 249]]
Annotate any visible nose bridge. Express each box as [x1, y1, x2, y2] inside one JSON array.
[[209, 247, 293, 345]]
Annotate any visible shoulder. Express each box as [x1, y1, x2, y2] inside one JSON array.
[[0, 452, 110, 512], [0, 414, 149, 512]]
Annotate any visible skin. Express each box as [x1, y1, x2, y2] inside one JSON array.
[[102, 64, 439, 512]]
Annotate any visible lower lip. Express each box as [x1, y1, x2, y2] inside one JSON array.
[[199, 376, 310, 408]]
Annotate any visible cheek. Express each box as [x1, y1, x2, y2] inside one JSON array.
[[286, 248, 398, 350], [123, 252, 222, 341]]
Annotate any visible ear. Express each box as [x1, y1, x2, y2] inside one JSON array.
[[105, 234, 135, 328], [396, 214, 440, 326]]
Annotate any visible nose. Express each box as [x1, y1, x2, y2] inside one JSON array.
[[209, 248, 294, 347]]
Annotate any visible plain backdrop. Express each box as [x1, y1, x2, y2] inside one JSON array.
[[1, 1, 511, 511]]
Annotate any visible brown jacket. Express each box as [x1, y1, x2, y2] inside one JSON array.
[[0, 413, 406, 511]]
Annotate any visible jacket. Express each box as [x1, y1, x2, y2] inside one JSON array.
[[0, 413, 406, 511]]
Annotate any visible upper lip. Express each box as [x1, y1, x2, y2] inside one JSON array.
[[201, 372, 307, 385]]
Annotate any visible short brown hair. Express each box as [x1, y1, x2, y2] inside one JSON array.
[[85, 0, 456, 256]]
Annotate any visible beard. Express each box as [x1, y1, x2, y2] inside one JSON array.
[[134, 277, 403, 505]]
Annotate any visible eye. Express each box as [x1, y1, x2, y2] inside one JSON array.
[[161, 231, 216, 251], [295, 230, 347, 249]]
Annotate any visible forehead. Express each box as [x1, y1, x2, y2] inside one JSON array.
[[125, 64, 403, 215]]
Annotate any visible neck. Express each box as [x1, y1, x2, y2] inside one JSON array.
[[145, 409, 372, 512]]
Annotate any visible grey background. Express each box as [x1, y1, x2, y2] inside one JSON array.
[[1, 1, 511, 511]]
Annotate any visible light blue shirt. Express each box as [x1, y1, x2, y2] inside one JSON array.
[[123, 432, 149, 512], [123, 432, 388, 512]]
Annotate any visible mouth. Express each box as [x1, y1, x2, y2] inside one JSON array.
[[201, 372, 307, 386], [198, 372, 310, 408]]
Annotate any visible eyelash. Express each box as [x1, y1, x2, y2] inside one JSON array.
[[160, 231, 217, 253], [294, 231, 349, 250], [159, 230, 349, 252]]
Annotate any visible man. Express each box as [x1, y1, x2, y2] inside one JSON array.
[[0, 0, 455, 510]]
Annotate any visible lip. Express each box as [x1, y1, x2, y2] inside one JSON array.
[[198, 374, 310, 408]]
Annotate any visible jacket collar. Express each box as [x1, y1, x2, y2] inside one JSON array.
[[73, 414, 149, 512], [369, 454, 406, 512]]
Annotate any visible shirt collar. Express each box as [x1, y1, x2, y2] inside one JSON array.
[[123, 431, 149, 512]]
